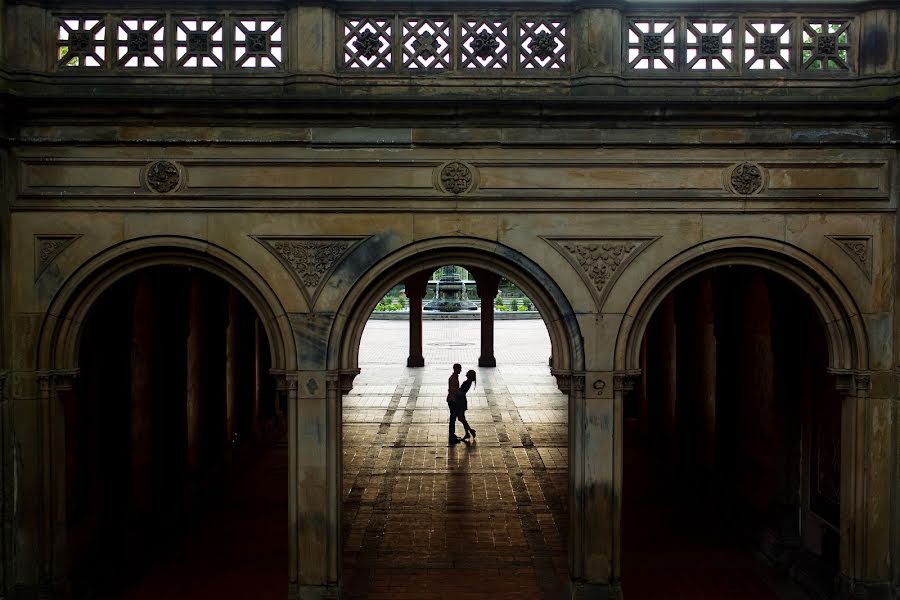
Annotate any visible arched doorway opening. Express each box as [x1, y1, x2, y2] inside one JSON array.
[[623, 265, 841, 598], [66, 265, 284, 598], [36, 238, 298, 599], [330, 240, 584, 597]]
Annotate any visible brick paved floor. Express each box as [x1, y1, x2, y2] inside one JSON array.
[[343, 319, 569, 599]]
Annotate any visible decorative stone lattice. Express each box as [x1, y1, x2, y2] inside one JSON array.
[[35, 235, 81, 281], [343, 18, 393, 70], [686, 19, 736, 71], [175, 18, 224, 68], [116, 18, 165, 68], [56, 17, 106, 68], [827, 235, 872, 280], [254, 237, 368, 307], [802, 19, 851, 72], [401, 17, 452, 70], [439, 162, 474, 194], [518, 18, 568, 71], [234, 19, 283, 68], [544, 237, 659, 309], [461, 18, 510, 70], [627, 18, 678, 70], [145, 160, 182, 193], [728, 162, 764, 195], [744, 20, 793, 71]]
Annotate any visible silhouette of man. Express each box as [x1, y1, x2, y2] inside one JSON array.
[[448, 363, 462, 444]]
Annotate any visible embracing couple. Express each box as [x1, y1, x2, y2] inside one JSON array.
[[447, 363, 477, 445]]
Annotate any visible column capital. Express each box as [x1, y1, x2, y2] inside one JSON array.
[[470, 267, 501, 299], [403, 271, 430, 299]]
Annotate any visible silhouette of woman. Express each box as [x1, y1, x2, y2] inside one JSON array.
[[457, 370, 477, 441]]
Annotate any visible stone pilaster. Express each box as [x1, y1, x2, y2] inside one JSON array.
[[573, 8, 622, 75]]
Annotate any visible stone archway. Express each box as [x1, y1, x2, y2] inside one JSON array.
[[34, 235, 298, 587], [612, 237, 871, 594], [320, 237, 588, 593]]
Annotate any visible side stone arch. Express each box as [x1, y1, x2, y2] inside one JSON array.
[[614, 236, 869, 374], [608, 235, 878, 590], [37, 234, 297, 373]]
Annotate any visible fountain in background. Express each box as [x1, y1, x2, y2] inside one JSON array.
[[424, 266, 478, 312]]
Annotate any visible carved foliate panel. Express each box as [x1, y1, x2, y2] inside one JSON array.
[[343, 17, 393, 70], [726, 162, 766, 195], [627, 18, 678, 70], [116, 17, 165, 68], [543, 237, 659, 309], [253, 236, 368, 308], [35, 235, 82, 281], [744, 19, 793, 71], [401, 17, 452, 71], [56, 17, 106, 68], [175, 18, 225, 69], [234, 18, 283, 69], [802, 19, 851, 72], [518, 18, 568, 71], [460, 18, 510, 70], [686, 19, 736, 71], [827, 235, 872, 280]]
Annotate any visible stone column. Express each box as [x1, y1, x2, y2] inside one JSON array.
[[252, 317, 263, 440], [741, 273, 775, 515], [129, 274, 156, 511], [473, 269, 500, 368], [658, 293, 678, 444], [224, 287, 239, 452], [404, 272, 429, 368], [696, 273, 717, 466], [185, 274, 206, 474]]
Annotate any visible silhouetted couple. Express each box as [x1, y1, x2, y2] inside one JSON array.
[[448, 363, 476, 445]]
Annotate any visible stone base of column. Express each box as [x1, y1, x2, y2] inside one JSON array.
[[835, 575, 893, 600], [568, 581, 620, 599], [407, 355, 425, 368], [478, 356, 496, 368], [290, 584, 340, 600]]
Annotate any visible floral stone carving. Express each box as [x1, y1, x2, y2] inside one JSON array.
[[438, 162, 475, 194], [254, 236, 368, 307], [729, 162, 764, 195], [544, 237, 659, 309], [145, 160, 182, 193]]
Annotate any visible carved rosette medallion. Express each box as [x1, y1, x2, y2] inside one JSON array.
[[253, 236, 369, 308], [543, 237, 659, 309], [34, 235, 82, 281], [727, 162, 765, 195], [144, 160, 183, 193], [437, 161, 476, 194], [827, 235, 872, 281]]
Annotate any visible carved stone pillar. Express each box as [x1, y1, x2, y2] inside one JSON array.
[[404, 272, 429, 368], [224, 287, 239, 453], [472, 269, 500, 368], [286, 370, 341, 597], [611, 371, 638, 589], [130, 275, 156, 512]]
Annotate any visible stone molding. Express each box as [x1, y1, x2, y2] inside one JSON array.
[[252, 236, 368, 309], [543, 236, 659, 310], [827, 235, 872, 281], [34, 235, 81, 281]]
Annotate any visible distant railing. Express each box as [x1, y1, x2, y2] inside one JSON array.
[[50, 8, 858, 78]]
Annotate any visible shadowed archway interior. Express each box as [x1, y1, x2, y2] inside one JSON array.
[[623, 266, 841, 600]]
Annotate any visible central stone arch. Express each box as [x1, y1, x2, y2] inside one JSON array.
[[325, 236, 589, 588]]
